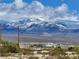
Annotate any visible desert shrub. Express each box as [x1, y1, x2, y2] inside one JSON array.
[[28, 56, 39, 59], [68, 47, 75, 51], [0, 40, 20, 56], [49, 46, 66, 56], [21, 48, 33, 55]]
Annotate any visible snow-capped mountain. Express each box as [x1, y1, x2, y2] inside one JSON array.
[[1, 17, 79, 34], [0, 0, 79, 34]]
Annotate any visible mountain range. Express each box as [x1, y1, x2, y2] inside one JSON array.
[[1, 17, 79, 35]]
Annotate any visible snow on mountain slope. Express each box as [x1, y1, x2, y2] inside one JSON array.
[[1, 17, 79, 34], [0, 1, 79, 34]]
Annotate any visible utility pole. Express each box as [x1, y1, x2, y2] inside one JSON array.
[[0, 24, 2, 41], [17, 25, 22, 59], [17, 25, 20, 48]]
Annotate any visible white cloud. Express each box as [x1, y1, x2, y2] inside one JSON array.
[[56, 3, 68, 14], [0, 12, 7, 17], [0, 0, 78, 23], [15, 0, 24, 9]]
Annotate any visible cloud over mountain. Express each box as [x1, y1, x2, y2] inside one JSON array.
[[0, 0, 79, 43], [0, 0, 78, 23]]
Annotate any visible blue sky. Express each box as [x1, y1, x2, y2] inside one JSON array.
[[0, 0, 79, 34], [0, 0, 78, 22], [0, 0, 79, 12]]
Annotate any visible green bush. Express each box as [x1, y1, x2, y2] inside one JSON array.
[[0, 40, 20, 56]]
